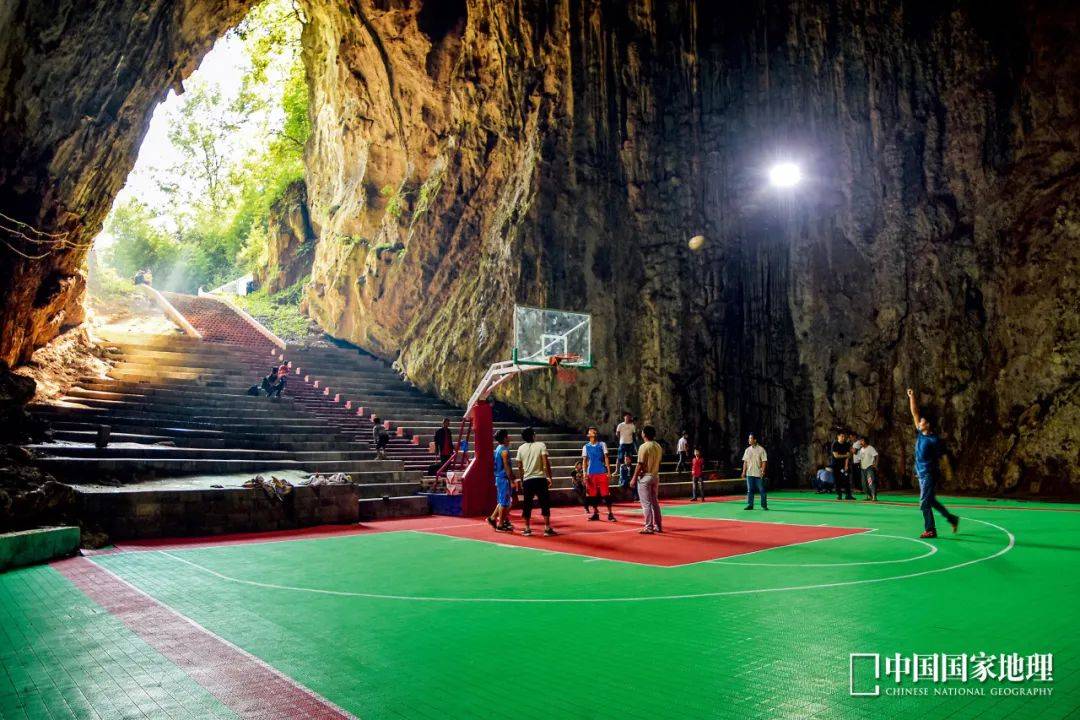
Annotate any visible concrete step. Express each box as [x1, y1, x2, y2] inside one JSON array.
[[40, 456, 414, 481], [28, 443, 378, 462]]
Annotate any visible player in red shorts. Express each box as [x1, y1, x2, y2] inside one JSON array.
[[581, 426, 615, 521]]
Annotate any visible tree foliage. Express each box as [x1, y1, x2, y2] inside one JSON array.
[[97, 0, 309, 295]]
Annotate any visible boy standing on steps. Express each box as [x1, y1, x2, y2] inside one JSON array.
[[488, 429, 515, 532], [615, 413, 637, 465], [907, 388, 959, 538], [516, 427, 557, 537], [675, 431, 690, 475], [371, 417, 390, 460], [582, 426, 615, 521]]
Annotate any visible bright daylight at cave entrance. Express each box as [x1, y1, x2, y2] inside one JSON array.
[[0, 2, 1077, 719]]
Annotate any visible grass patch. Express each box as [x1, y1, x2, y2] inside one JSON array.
[[234, 277, 313, 342]]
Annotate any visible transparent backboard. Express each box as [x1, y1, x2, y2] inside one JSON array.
[[513, 305, 592, 367]]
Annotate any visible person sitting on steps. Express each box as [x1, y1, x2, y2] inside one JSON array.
[[260, 366, 286, 398]]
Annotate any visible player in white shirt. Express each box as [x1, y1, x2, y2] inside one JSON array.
[[855, 436, 880, 501]]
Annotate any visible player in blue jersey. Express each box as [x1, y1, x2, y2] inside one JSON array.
[[487, 429, 515, 532], [907, 388, 959, 538], [582, 426, 616, 521]]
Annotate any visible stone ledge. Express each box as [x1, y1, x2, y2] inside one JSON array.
[[0, 527, 81, 571]]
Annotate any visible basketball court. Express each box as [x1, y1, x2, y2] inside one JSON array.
[[3, 493, 1078, 719]]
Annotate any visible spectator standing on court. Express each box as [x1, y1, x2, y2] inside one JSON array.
[[742, 434, 769, 510], [630, 425, 664, 534], [831, 431, 854, 500], [690, 447, 705, 501], [856, 436, 880, 501], [516, 427, 557, 537], [907, 389, 959, 538], [615, 413, 638, 464], [487, 429, 515, 532], [582, 426, 616, 521], [850, 434, 865, 496], [675, 431, 690, 475], [372, 417, 390, 460], [434, 418, 454, 466]]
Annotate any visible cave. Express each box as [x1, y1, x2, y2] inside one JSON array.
[[3, 0, 1076, 498], [1, 1, 1079, 717]]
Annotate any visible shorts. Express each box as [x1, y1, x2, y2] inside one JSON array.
[[521, 476, 551, 519], [586, 473, 609, 497], [495, 477, 512, 508]]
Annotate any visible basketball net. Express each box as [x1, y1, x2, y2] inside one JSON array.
[[548, 353, 581, 386]]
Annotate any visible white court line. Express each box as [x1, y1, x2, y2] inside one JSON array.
[[708, 534, 937, 567], [154, 518, 1014, 604]]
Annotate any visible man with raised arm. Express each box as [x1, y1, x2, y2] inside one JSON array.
[[907, 388, 959, 538]]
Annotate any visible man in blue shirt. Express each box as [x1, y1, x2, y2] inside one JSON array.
[[907, 388, 959, 538], [487, 429, 515, 533]]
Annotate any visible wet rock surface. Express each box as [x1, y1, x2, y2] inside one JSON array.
[[1, 1, 1077, 496]]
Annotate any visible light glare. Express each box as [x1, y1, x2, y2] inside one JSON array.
[[768, 162, 802, 188]]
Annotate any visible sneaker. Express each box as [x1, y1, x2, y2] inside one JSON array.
[[762, 506, 769, 511], [608, 514, 617, 522], [521, 528, 532, 536], [588, 513, 600, 521], [543, 528, 557, 537], [499, 522, 515, 531], [495, 525, 512, 533], [486, 517, 497, 530], [743, 505, 754, 510], [639, 528, 654, 534], [919, 530, 938, 539], [949, 516, 960, 534], [654, 528, 663, 533]]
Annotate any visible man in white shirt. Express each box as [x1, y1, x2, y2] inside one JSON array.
[[851, 435, 865, 495], [614, 413, 637, 465], [675, 431, 690, 475], [855, 436, 880, 501], [516, 427, 556, 536], [742, 434, 769, 510]]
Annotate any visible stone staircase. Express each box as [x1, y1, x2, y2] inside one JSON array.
[[27, 292, 740, 538]]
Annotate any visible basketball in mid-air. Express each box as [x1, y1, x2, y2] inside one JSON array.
[[688, 234, 706, 251]]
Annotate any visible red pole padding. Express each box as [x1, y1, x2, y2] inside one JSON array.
[[460, 400, 496, 516]]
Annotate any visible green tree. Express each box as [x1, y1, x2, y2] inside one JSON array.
[[104, 199, 181, 282]]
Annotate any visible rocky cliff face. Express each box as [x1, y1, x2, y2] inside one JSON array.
[[256, 179, 317, 293], [300, 0, 1078, 494], [1, 1, 1077, 495]]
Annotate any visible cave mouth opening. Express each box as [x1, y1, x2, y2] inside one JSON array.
[[90, 0, 308, 306]]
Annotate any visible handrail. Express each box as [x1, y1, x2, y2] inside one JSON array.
[[136, 285, 203, 339]]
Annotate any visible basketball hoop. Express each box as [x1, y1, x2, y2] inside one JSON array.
[[548, 353, 582, 386]]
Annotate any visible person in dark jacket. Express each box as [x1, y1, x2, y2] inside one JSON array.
[[433, 418, 454, 466]]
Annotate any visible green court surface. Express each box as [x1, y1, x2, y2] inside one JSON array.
[[0, 563, 237, 719], [2, 493, 1078, 719]]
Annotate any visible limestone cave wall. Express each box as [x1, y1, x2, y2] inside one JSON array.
[[0, 0, 1077, 495], [300, 0, 1079, 494]]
